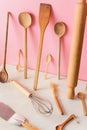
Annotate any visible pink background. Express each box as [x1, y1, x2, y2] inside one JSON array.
[[0, 0, 87, 80]]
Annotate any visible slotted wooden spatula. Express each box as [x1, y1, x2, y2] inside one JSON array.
[[0, 102, 39, 130], [33, 3, 51, 90]]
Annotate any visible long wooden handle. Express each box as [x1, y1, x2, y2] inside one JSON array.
[[24, 29, 27, 79], [50, 83, 64, 115], [81, 99, 87, 116], [57, 37, 61, 80], [3, 12, 9, 69], [12, 80, 31, 97], [33, 31, 44, 90], [22, 121, 39, 130], [67, 0, 87, 99]]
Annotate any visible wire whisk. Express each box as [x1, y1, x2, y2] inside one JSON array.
[[12, 80, 53, 115]]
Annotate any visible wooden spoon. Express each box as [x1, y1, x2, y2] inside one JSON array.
[[45, 54, 52, 79], [0, 12, 9, 83], [77, 92, 87, 116], [54, 22, 66, 80], [18, 12, 32, 79], [33, 3, 51, 90], [16, 49, 22, 71], [50, 82, 64, 115], [56, 114, 75, 130]]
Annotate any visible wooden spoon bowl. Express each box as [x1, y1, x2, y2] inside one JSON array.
[[0, 69, 8, 83], [19, 12, 32, 29], [54, 22, 66, 38]]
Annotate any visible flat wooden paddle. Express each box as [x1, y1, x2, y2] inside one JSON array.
[[33, 3, 51, 90]]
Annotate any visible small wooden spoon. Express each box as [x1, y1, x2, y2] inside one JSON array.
[[18, 12, 32, 79], [0, 12, 9, 83], [16, 49, 22, 71], [77, 92, 87, 116], [45, 54, 52, 79], [56, 114, 75, 130], [54, 22, 66, 80]]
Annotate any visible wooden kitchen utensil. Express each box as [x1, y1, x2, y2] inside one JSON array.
[[33, 3, 51, 90], [77, 92, 87, 116], [45, 54, 52, 79], [18, 12, 32, 79], [50, 82, 64, 115], [67, 0, 87, 99], [0, 102, 39, 130], [0, 12, 9, 83], [12, 80, 53, 115], [54, 22, 66, 80], [56, 114, 75, 130], [16, 49, 22, 72]]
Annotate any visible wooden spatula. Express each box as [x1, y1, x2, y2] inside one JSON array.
[[0, 102, 39, 130], [33, 3, 51, 90]]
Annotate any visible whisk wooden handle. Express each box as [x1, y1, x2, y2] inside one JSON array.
[[12, 80, 31, 97], [50, 83, 64, 115], [22, 121, 39, 130], [67, 0, 87, 99]]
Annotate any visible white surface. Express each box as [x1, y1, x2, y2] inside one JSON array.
[[0, 65, 87, 130]]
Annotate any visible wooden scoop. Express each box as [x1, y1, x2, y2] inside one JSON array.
[[56, 114, 75, 130], [0, 12, 9, 83], [18, 12, 32, 79], [50, 82, 64, 115], [77, 92, 87, 116], [16, 49, 22, 71], [45, 54, 52, 79], [54, 22, 66, 80], [33, 3, 51, 90]]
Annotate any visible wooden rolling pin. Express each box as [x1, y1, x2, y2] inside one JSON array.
[[67, 0, 87, 99]]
